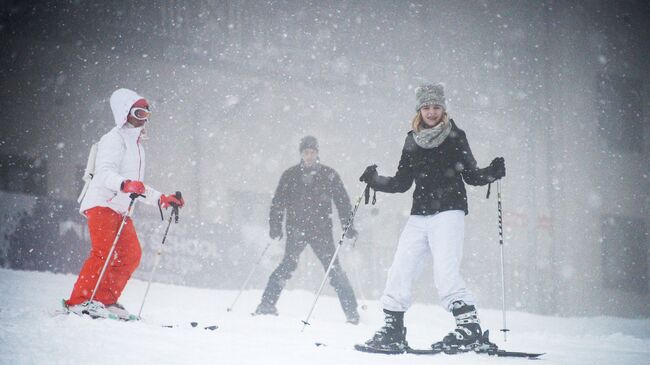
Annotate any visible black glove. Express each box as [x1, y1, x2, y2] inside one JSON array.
[[488, 157, 506, 181], [359, 164, 378, 184], [269, 224, 283, 240], [345, 227, 358, 239]]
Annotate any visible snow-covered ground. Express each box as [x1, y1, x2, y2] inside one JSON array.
[[0, 268, 648, 365]]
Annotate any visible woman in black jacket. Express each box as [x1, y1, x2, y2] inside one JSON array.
[[356, 83, 505, 353]]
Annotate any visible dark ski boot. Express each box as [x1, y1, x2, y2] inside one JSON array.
[[354, 309, 408, 354], [432, 301, 483, 354], [252, 302, 278, 316], [345, 309, 360, 325]]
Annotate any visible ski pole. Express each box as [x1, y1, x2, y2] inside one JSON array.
[[226, 239, 274, 312], [88, 193, 142, 303], [301, 190, 364, 331], [137, 191, 182, 319], [497, 181, 510, 341]]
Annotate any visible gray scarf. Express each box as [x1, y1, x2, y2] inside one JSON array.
[[413, 119, 452, 149]]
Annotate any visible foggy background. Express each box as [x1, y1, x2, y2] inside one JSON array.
[[1, 1, 648, 318]]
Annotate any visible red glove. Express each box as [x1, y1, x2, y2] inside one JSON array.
[[159, 194, 185, 209], [121, 180, 145, 195]]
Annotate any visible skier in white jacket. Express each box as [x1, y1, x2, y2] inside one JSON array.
[[65, 88, 184, 320]]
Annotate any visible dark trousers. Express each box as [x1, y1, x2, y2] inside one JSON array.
[[260, 232, 359, 319]]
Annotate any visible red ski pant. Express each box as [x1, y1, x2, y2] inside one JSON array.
[[66, 207, 141, 306]]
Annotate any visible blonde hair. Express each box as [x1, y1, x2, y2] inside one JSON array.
[[410, 111, 448, 132]]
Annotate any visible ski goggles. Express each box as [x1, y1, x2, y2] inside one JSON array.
[[129, 107, 151, 121]]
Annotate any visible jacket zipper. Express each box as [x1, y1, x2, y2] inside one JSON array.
[[137, 134, 142, 180]]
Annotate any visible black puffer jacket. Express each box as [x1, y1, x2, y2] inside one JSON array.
[[270, 162, 353, 237], [370, 119, 497, 216]]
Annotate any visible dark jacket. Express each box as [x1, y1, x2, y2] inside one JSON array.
[[370, 119, 496, 216], [270, 162, 353, 237]]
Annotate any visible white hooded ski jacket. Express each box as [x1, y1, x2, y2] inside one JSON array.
[[79, 88, 162, 216]]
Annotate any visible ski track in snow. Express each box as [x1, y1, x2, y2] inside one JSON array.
[[0, 268, 649, 365]]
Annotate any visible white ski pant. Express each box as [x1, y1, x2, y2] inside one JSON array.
[[380, 210, 476, 312]]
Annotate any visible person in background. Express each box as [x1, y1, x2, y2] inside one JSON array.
[[357, 83, 505, 353], [65, 88, 184, 320], [254, 136, 361, 324]]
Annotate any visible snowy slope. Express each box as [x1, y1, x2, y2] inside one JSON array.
[[0, 268, 648, 365]]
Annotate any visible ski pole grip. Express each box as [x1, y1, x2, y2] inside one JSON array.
[[173, 191, 182, 223], [167, 191, 183, 208]]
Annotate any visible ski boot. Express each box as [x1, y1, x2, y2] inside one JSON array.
[[106, 302, 139, 321], [345, 309, 360, 325], [253, 302, 279, 316], [65, 300, 117, 320], [432, 301, 483, 354], [354, 309, 408, 354]]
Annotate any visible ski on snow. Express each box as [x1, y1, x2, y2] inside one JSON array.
[[58, 310, 218, 331], [55, 300, 218, 330], [161, 322, 218, 331], [353, 344, 543, 358], [351, 330, 543, 359]]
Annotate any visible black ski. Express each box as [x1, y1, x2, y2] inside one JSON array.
[[489, 349, 544, 358], [406, 348, 444, 355], [352, 343, 444, 356], [354, 344, 542, 358], [353, 330, 543, 358], [408, 347, 542, 358], [353, 344, 411, 355]]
